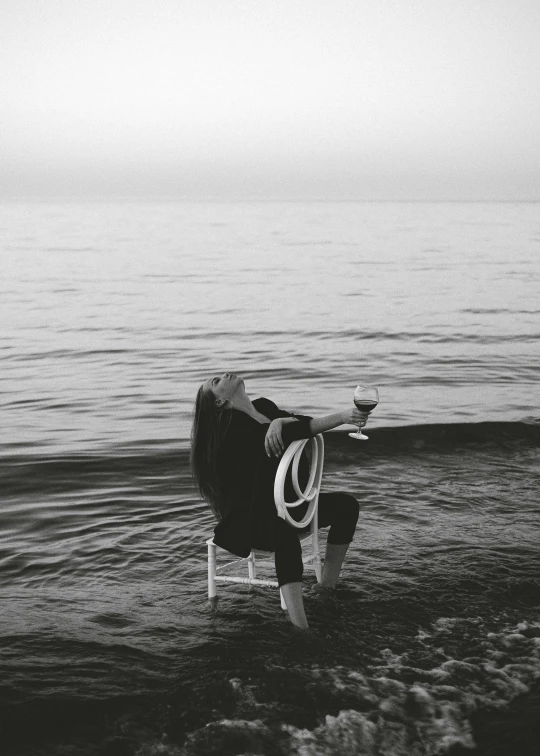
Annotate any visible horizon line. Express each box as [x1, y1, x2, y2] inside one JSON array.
[[1, 196, 539, 204]]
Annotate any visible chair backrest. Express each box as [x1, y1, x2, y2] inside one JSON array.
[[273, 434, 324, 529]]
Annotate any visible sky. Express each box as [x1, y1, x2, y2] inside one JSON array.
[[2, 0, 539, 200]]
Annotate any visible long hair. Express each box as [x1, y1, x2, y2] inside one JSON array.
[[190, 385, 232, 518]]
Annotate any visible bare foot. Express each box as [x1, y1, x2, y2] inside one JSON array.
[[305, 583, 337, 600], [291, 625, 323, 641]]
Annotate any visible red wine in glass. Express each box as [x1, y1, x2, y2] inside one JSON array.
[[349, 386, 379, 440]]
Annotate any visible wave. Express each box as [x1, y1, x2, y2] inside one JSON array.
[[1, 421, 539, 500], [336, 418, 540, 455], [4, 617, 535, 756], [109, 327, 540, 344], [172, 619, 540, 756]]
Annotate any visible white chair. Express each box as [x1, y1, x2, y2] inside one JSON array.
[[206, 433, 324, 610]]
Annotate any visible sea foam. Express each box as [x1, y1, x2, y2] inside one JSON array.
[[163, 618, 540, 756]]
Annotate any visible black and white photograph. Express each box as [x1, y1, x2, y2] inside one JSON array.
[[1, 1, 539, 754]]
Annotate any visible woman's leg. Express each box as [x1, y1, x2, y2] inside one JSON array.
[[320, 543, 350, 588], [317, 493, 360, 588], [280, 583, 307, 629], [274, 519, 308, 629]]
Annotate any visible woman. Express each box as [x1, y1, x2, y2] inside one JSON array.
[[191, 372, 367, 630]]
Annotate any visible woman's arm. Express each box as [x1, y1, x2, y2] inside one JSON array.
[[265, 408, 368, 457], [265, 416, 303, 457], [308, 409, 366, 435]]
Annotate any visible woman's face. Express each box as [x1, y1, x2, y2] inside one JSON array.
[[202, 372, 244, 405]]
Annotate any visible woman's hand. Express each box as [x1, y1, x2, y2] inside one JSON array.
[[342, 407, 370, 428], [265, 418, 286, 458]]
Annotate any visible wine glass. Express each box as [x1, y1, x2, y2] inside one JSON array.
[[348, 385, 379, 440]]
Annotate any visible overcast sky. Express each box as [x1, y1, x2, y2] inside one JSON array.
[[2, 0, 539, 200]]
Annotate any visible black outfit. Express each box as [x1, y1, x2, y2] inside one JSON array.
[[213, 397, 359, 586]]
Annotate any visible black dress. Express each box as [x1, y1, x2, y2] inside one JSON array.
[[213, 397, 313, 557]]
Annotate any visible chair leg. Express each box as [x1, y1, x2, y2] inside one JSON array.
[[208, 541, 217, 599], [312, 523, 322, 583], [247, 551, 256, 580]]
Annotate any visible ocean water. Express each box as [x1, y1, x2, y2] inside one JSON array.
[[1, 201, 539, 755]]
